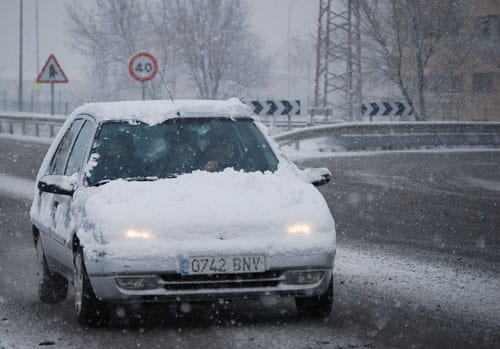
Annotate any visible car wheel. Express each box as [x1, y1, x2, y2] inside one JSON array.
[[295, 278, 333, 319], [36, 238, 68, 303], [74, 247, 109, 326]]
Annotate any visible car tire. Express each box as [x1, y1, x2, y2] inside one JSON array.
[[74, 247, 109, 326], [295, 278, 333, 319], [36, 238, 68, 303]]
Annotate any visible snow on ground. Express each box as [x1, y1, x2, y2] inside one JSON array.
[[0, 111, 65, 120], [0, 240, 498, 348], [283, 140, 500, 161], [0, 133, 53, 145], [0, 174, 35, 201], [336, 243, 500, 329], [463, 176, 500, 192]]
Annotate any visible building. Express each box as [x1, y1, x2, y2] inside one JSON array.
[[429, 0, 499, 121]]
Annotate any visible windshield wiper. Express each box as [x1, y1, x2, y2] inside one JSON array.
[[93, 175, 173, 186], [93, 179, 110, 187], [124, 176, 159, 182]]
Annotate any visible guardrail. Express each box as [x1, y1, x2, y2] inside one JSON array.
[[274, 121, 500, 151], [2, 112, 499, 152], [0, 112, 66, 138]]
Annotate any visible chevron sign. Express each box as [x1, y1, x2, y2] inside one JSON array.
[[247, 100, 301, 116], [362, 101, 413, 117]]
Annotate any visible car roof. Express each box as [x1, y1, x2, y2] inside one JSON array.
[[70, 98, 254, 125]]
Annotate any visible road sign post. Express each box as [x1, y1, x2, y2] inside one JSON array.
[[36, 54, 69, 115], [128, 52, 158, 100], [51, 83, 54, 116]]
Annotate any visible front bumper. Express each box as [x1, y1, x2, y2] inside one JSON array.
[[85, 251, 335, 302]]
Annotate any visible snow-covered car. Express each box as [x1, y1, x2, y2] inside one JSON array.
[[30, 98, 336, 325]]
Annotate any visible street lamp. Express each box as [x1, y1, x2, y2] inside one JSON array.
[[287, 0, 301, 98], [18, 0, 23, 111]]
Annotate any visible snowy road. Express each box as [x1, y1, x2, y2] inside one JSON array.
[[0, 136, 499, 348]]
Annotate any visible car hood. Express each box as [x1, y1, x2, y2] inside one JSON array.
[[72, 169, 335, 258]]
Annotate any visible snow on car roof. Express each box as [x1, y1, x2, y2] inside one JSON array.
[[70, 98, 254, 125]]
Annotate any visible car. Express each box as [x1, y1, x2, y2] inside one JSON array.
[[30, 98, 336, 325]]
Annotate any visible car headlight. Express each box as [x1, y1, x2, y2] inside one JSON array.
[[287, 223, 312, 235], [125, 229, 153, 239]]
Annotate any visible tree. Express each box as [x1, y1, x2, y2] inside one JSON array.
[[66, 0, 269, 100], [361, 0, 470, 121], [67, 0, 156, 100], [170, 0, 269, 99]]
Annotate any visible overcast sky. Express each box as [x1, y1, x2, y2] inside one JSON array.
[[0, 0, 317, 81]]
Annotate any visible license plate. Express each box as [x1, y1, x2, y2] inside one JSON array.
[[181, 255, 266, 275]]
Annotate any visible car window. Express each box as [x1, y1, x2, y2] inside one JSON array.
[[64, 120, 95, 176], [48, 119, 84, 175], [87, 118, 279, 185]]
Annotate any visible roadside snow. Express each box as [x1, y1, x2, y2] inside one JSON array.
[[336, 243, 500, 329], [0, 174, 35, 201], [0, 241, 498, 348], [284, 145, 500, 161], [0, 133, 53, 145], [463, 176, 500, 192]]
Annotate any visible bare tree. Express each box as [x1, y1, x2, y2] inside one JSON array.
[[67, 0, 154, 100], [361, 0, 469, 120], [67, 0, 269, 101], [171, 0, 269, 99]]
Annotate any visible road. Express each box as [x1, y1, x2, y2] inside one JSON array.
[[0, 136, 499, 348]]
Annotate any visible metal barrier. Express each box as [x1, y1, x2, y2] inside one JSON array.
[[0, 112, 66, 138], [274, 122, 500, 151], [2, 112, 499, 152]]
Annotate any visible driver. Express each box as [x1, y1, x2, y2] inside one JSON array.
[[168, 130, 200, 174], [202, 141, 237, 172]]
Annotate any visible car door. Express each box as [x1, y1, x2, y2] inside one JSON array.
[[38, 119, 84, 273], [51, 118, 97, 275]]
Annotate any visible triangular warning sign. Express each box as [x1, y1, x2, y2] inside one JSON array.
[[36, 54, 69, 83]]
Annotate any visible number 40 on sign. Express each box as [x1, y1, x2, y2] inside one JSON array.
[[128, 52, 158, 100]]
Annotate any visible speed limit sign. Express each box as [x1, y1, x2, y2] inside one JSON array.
[[128, 52, 158, 82]]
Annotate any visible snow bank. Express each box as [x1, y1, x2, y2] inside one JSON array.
[[0, 133, 53, 145], [337, 243, 500, 327], [0, 174, 35, 201]]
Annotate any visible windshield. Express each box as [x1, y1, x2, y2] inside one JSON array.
[[87, 118, 278, 185]]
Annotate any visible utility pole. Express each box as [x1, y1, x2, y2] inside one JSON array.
[[35, 0, 40, 112], [314, 0, 362, 121], [354, 0, 362, 120], [314, 0, 324, 109], [35, 0, 39, 71], [18, 0, 23, 111]]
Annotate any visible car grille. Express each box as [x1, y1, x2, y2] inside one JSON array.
[[158, 271, 285, 291]]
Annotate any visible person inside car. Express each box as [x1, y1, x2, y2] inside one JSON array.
[[167, 130, 201, 174], [202, 140, 237, 172], [92, 132, 137, 181]]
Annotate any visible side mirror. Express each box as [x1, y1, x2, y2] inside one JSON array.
[[301, 167, 331, 187], [38, 175, 75, 196]]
